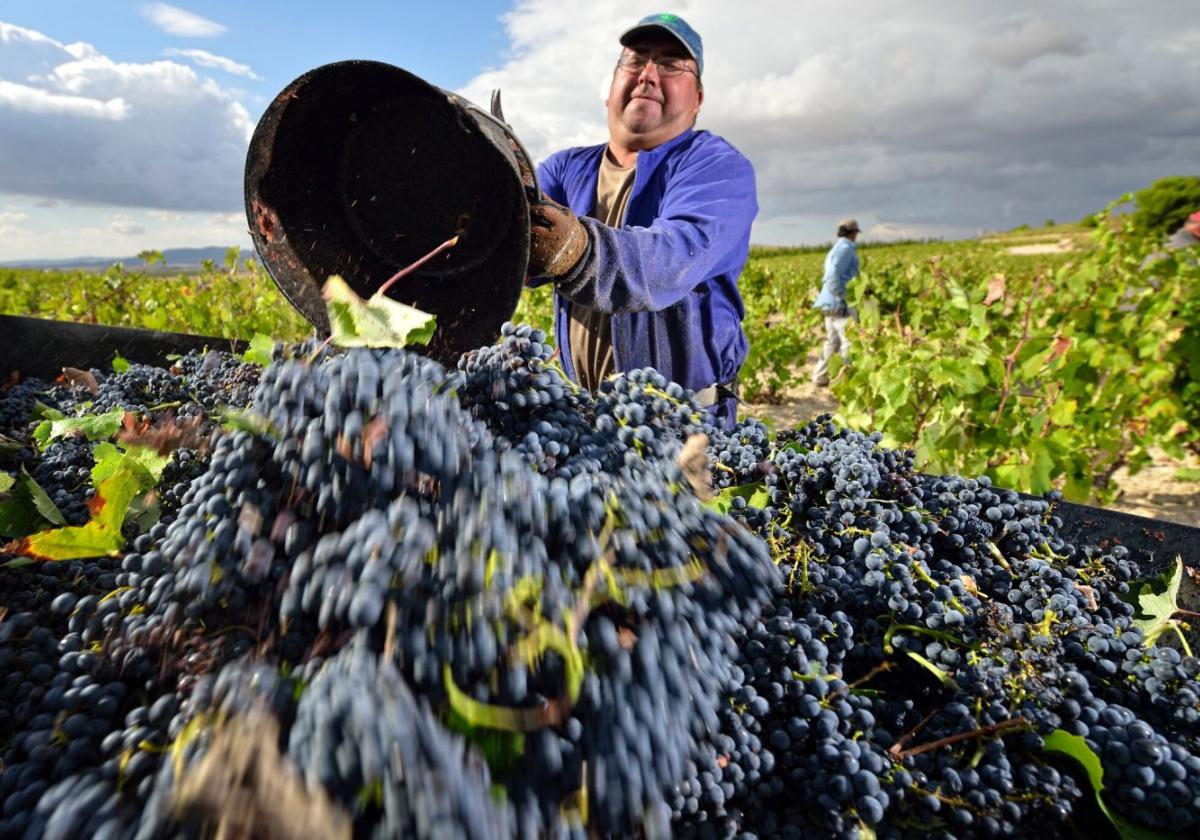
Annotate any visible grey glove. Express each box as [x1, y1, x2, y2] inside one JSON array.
[[833, 301, 849, 318]]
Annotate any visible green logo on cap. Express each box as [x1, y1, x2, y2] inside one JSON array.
[[658, 14, 679, 22]]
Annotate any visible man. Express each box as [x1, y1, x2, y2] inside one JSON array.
[[1140, 209, 1200, 270], [522, 13, 758, 429], [1165, 210, 1200, 252], [811, 218, 861, 388]]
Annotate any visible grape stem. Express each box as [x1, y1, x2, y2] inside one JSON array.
[[376, 235, 460, 299], [992, 273, 1040, 425], [889, 708, 939, 756], [893, 716, 1031, 759], [847, 660, 894, 688]]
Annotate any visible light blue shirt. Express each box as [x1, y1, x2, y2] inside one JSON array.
[[814, 237, 859, 310]]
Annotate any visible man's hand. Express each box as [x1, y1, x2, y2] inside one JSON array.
[[528, 195, 588, 279], [833, 301, 849, 318]]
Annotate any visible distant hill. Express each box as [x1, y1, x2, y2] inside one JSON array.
[[0, 247, 258, 272]]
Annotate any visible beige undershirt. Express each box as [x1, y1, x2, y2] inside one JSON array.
[[567, 151, 636, 392]]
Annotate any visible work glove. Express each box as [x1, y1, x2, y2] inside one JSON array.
[[833, 301, 849, 318], [527, 194, 589, 279]]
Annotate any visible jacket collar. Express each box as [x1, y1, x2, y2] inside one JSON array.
[[598, 128, 698, 172]]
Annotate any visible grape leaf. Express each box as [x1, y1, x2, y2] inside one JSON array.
[[323, 275, 436, 349], [1123, 557, 1183, 642], [32, 407, 125, 451], [2, 465, 144, 561], [0, 467, 66, 537], [443, 706, 526, 773], [23, 467, 66, 526], [216, 408, 281, 438], [704, 482, 770, 514], [1043, 730, 1187, 840], [111, 353, 131, 374], [91, 441, 167, 485], [0, 472, 14, 494], [240, 333, 276, 367], [32, 401, 65, 421], [0, 432, 24, 458], [901, 649, 959, 689]]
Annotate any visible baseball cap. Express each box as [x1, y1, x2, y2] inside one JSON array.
[[619, 13, 703, 77], [838, 218, 861, 233]]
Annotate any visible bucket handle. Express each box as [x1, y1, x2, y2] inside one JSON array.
[[450, 90, 544, 206]]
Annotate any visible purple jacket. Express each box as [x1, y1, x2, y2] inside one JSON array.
[[535, 129, 758, 395]]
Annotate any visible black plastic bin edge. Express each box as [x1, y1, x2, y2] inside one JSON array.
[[1022, 494, 1199, 575], [0, 314, 246, 380]]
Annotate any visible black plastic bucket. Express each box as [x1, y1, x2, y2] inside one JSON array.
[[244, 60, 531, 366]]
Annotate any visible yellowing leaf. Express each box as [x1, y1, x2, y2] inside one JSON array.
[[1049, 398, 1077, 427], [3, 467, 144, 561]]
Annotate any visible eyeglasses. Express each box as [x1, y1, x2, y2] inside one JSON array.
[[616, 51, 698, 78]]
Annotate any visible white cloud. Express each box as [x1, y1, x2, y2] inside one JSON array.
[[0, 208, 30, 235], [140, 3, 226, 38], [458, 0, 1200, 245], [110, 213, 146, 235], [0, 79, 128, 119], [0, 22, 253, 212], [164, 48, 261, 80], [0, 193, 250, 261]]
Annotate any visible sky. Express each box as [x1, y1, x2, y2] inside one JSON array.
[[0, 1, 1197, 261]]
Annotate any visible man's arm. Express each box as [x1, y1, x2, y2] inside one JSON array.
[[553, 147, 757, 314]]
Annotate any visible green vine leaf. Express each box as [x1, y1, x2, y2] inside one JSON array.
[[323, 275, 436, 349], [32, 407, 125, 451], [704, 481, 770, 514], [240, 333, 276, 367], [1123, 557, 1184, 644], [0, 467, 66, 537], [0, 431, 25, 458], [443, 706, 526, 773], [1043, 730, 1187, 840], [111, 353, 131, 374], [32, 401, 65, 422], [91, 442, 168, 486]]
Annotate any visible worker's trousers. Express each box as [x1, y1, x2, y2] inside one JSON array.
[[812, 311, 854, 386]]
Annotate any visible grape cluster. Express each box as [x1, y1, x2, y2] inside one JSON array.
[[30, 437, 95, 525], [706, 417, 771, 489], [450, 322, 591, 475], [0, 376, 57, 438]]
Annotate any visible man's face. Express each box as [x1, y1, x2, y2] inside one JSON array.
[[606, 33, 703, 151]]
